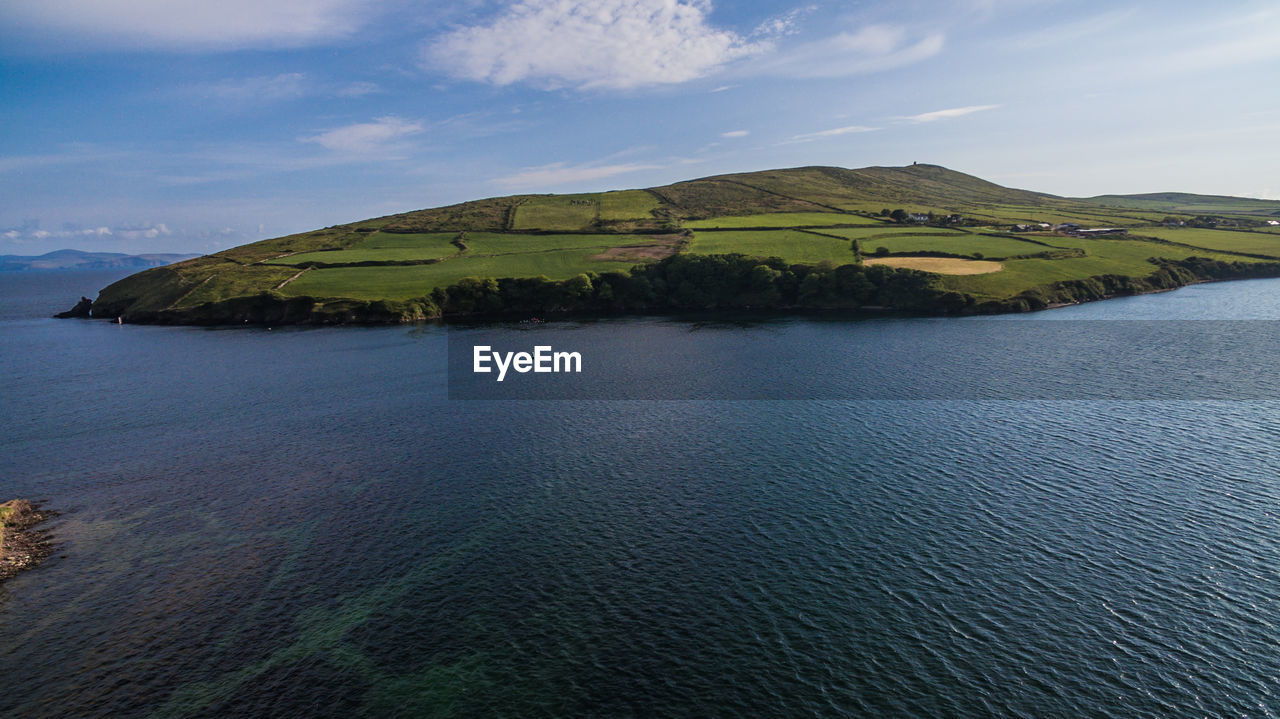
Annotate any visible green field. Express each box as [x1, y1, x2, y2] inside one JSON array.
[[1131, 227, 1280, 258], [462, 232, 627, 255], [280, 232, 650, 299], [265, 232, 461, 265], [511, 196, 598, 231], [858, 234, 1055, 257], [687, 230, 854, 264], [283, 249, 637, 300], [816, 226, 970, 241], [174, 265, 302, 307], [939, 237, 1250, 299], [599, 190, 660, 220], [684, 212, 875, 229]]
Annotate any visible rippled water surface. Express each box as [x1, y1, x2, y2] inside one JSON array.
[[2, 271, 1278, 717]]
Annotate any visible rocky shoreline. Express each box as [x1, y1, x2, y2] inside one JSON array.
[[0, 499, 55, 583]]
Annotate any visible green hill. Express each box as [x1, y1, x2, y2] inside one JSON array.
[[86, 164, 1280, 323]]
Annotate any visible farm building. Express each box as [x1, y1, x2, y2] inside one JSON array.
[[1074, 228, 1128, 237]]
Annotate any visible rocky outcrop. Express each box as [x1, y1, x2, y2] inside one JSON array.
[[0, 499, 55, 583], [53, 296, 93, 319]]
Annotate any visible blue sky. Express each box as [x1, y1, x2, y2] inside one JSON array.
[[1, 0, 1277, 254]]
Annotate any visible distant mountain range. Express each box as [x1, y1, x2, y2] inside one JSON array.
[[0, 249, 199, 272]]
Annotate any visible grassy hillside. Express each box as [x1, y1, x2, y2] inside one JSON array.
[[89, 164, 1280, 322]]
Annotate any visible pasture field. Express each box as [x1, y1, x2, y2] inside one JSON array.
[[277, 232, 648, 298], [817, 226, 970, 241], [356, 231, 460, 250], [952, 205, 1154, 228], [864, 257, 1003, 275], [687, 230, 854, 265], [1131, 227, 1280, 258], [598, 190, 660, 220], [938, 237, 1253, 299], [512, 196, 597, 231], [684, 212, 877, 229], [174, 265, 302, 307], [463, 232, 633, 254], [264, 232, 461, 265], [282, 249, 638, 300], [860, 234, 1056, 257]]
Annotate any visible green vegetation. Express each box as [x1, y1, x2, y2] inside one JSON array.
[[263, 232, 462, 265], [86, 163, 1280, 323], [684, 212, 874, 229], [816, 226, 970, 241], [598, 190, 661, 220], [938, 237, 1248, 300], [1130, 227, 1280, 258], [687, 230, 852, 264], [512, 196, 598, 231], [1084, 193, 1280, 215], [284, 248, 638, 301], [843, 234, 1055, 258]]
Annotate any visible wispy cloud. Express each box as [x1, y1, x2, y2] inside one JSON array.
[[493, 161, 659, 190], [1007, 8, 1137, 51], [784, 125, 879, 144], [900, 104, 999, 123], [721, 130, 749, 138], [746, 25, 944, 78], [336, 81, 382, 97], [189, 73, 310, 102], [425, 0, 767, 90], [750, 6, 812, 39], [0, 145, 133, 173], [0, 0, 374, 50], [182, 73, 383, 105], [302, 116, 425, 155]]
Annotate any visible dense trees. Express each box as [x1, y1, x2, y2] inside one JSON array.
[[427, 253, 968, 316]]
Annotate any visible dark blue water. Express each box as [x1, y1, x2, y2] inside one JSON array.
[[2, 271, 1278, 718]]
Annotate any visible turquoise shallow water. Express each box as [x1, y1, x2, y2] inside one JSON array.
[[2, 271, 1279, 717]]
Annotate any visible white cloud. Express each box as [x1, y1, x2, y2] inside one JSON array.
[[493, 162, 659, 190], [302, 116, 425, 155], [721, 130, 749, 138], [750, 6, 811, 39], [1, 222, 177, 246], [117, 223, 172, 240], [747, 25, 944, 78], [901, 104, 999, 123], [426, 0, 766, 90], [785, 125, 879, 143], [0, 0, 373, 50]]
